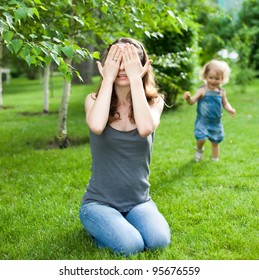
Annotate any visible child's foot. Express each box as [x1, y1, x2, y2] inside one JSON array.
[[212, 157, 219, 161], [194, 147, 204, 162]]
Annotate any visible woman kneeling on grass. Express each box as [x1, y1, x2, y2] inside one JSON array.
[[79, 38, 170, 256]]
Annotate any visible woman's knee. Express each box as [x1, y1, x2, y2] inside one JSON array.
[[145, 226, 171, 249], [79, 203, 145, 256], [115, 235, 145, 256]]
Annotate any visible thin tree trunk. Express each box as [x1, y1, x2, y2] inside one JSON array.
[[57, 59, 72, 148], [0, 69, 3, 109], [43, 62, 51, 113], [0, 41, 3, 109]]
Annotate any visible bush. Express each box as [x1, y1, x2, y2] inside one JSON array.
[[144, 29, 198, 107]]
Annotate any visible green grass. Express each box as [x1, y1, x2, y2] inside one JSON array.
[[0, 75, 258, 260]]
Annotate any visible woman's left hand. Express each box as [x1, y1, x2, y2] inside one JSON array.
[[123, 43, 151, 81]]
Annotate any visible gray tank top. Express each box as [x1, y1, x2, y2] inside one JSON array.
[[82, 125, 154, 212]]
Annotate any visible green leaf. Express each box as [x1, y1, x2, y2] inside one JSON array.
[[53, 37, 61, 43], [15, 8, 29, 20], [167, 10, 176, 19], [58, 62, 69, 75], [5, 43, 13, 54], [11, 39, 23, 54], [76, 49, 86, 58], [50, 53, 60, 65], [144, 30, 151, 38], [74, 71, 84, 82], [64, 72, 72, 82], [32, 46, 42, 56], [176, 16, 188, 31], [73, 16, 84, 26], [42, 35, 51, 40], [58, 62, 72, 82], [37, 56, 45, 62], [32, 8, 40, 19], [167, 10, 186, 34], [3, 31, 14, 43], [25, 55, 34, 66], [92, 51, 100, 59], [44, 56, 52, 65], [39, 5, 48, 11], [29, 34, 38, 39], [101, 5, 108, 13], [19, 45, 31, 59], [62, 46, 74, 60], [3, 12, 14, 29]]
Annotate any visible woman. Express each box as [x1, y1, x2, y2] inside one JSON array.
[[79, 38, 170, 256]]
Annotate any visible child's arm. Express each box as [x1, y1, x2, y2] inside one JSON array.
[[183, 88, 204, 105], [222, 90, 236, 117]]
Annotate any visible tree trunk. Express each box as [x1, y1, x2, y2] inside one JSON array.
[[0, 69, 3, 109], [0, 41, 3, 109], [57, 60, 72, 148], [43, 62, 51, 113]]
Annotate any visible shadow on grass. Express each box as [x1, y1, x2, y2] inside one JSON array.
[[42, 228, 118, 260], [19, 110, 59, 116], [46, 136, 90, 150]]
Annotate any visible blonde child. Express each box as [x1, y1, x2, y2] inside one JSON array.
[[183, 59, 236, 162]]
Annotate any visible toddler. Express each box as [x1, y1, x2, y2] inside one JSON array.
[[183, 59, 236, 162]]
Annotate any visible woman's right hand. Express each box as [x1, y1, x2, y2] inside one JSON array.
[[96, 45, 122, 82]]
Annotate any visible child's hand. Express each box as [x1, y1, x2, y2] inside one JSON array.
[[229, 108, 236, 117], [183, 91, 191, 100]]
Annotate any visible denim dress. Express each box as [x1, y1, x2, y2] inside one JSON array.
[[194, 88, 224, 143]]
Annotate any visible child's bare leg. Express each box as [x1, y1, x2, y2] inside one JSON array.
[[211, 142, 219, 160], [197, 139, 206, 151], [194, 139, 206, 162]]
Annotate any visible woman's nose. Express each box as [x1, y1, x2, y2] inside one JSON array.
[[119, 60, 125, 70]]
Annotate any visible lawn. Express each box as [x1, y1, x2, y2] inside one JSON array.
[[0, 74, 258, 260]]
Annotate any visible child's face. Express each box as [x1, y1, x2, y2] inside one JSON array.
[[205, 69, 223, 89]]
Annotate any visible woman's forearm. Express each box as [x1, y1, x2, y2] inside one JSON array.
[[130, 78, 160, 137], [86, 78, 113, 134]]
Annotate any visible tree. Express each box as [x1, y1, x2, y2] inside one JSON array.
[[0, 0, 187, 147], [236, 0, 259, 72], [0, 38, 3, 108]]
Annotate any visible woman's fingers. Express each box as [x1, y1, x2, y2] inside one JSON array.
[[96, 61, 103, 77], [123, 43, 138, 61], [107, 45, 121, 63]]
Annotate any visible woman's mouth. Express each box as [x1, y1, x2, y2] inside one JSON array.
[[118, 73, 128, 79]]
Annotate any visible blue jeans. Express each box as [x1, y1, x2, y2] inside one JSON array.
[[79, 199, 170, 256]]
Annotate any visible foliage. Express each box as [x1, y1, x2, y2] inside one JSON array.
[[143, 1, 208, 106], [236, 0, 259, 72], [0, 0, 96, 81], [0, 76, 258, 260], [0, 0, 186, 82], [230, 25, 257, 89], [197, 10, 234, 65], [145, 29, 197, 106]]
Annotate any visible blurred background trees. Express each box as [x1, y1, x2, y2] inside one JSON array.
[[0, 0, 258, 145]]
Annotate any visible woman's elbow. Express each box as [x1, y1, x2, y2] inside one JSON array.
[[138, 123, 157, 138], [87, 122, 105, 135]]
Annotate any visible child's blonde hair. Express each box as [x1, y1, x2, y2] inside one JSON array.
[[200, 59, 231, 85]]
